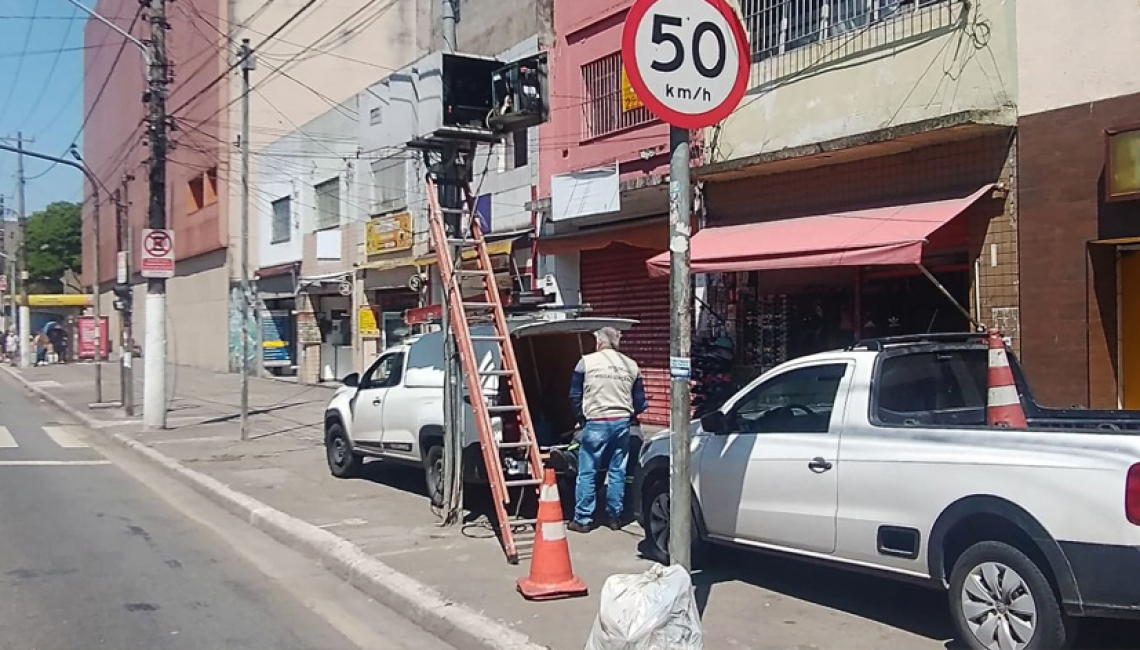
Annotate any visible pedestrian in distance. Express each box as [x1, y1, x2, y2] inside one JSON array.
[[34, 331, 48, 366], [567, 326, 648, 533]]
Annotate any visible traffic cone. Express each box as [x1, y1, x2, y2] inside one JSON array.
[[516, 467, 588, 601], [986, 328, 1027, 428]]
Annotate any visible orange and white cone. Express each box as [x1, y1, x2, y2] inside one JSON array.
[[986, 328, 1028, 428], [516, 468, 588, 601]]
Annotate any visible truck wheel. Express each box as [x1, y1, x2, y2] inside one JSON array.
[[949, 540, 1074, 650], [326, 423, 362, 479], [424, 444, 445, 508], [640, 477, 703, 566]]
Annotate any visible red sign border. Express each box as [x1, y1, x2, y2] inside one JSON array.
[[621, 0, 751, 130]]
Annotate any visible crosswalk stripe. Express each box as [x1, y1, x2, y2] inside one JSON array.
[[0, 426, 15, 448], [42, 426, 89, 449], [0, 460, 110, 467]]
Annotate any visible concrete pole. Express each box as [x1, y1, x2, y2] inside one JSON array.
[[668, 125, 693, 571], [15, 133, 30, 369], [441, 0, 457, 53], [91, 183, 103, 402], [144, 0, 169, 430], [239, 40, 256, 441]]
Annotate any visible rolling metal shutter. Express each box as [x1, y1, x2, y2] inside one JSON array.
[[580, 243, 670, 425]]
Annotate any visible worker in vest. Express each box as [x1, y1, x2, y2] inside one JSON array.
[[567, 327, 648, 533]]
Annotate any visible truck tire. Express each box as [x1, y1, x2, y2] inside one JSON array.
[[639, 476, 704, 567], [949, 540, 1074, 650], [424, 444, 445, 508], [326, 422, 362, 479]]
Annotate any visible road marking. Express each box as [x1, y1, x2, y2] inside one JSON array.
[[42, 426, 89, 448], [0, 426, 15, 448], [29, 380, 63, 389], [0, 460, 111, 466]]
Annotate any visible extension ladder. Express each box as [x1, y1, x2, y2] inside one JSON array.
[[424, 176, 544, 564]]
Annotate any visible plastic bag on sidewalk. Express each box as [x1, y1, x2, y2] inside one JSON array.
[[584, 564, 703, 650]]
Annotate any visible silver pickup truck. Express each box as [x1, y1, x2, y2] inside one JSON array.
[[635, 333, 1140, 650]]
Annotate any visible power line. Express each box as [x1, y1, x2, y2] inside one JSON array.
[[20, 3, 80, 131], [0, 0, 39, 122]]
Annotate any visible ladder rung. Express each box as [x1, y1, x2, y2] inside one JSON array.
[[511, 518, 539, 526], [470, 334, 505, 341], [440, 207, 467, 215], [496, 441, 532, 449], [447, 238, 477, 246], [463, 302, 494, 310], [504, 478, 542, 488], [480, 369, 515, 377], [458, 269, 491, 276], [487, 405, 524, 413]]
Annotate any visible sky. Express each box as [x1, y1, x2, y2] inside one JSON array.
[[0, 0, 97, 217]]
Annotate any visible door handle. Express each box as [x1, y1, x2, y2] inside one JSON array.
[[372, 397, 383, 406], [808, 457, 833, 473]]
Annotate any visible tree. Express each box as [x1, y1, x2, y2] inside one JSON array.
[[26, 201, 82, 293]]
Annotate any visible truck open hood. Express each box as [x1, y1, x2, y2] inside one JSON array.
[[508, 317, 638, 338]]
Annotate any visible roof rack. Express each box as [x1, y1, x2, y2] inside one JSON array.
[[846, 332, 987, 351]]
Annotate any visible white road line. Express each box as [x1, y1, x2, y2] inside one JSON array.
[[0, 460, 111, 466], [0, 426, 16, 448], [42, 426, 89, 448]]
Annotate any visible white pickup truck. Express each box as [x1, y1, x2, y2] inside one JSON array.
[[323, 315, 636, 506], [635, 333, 1140, 650]]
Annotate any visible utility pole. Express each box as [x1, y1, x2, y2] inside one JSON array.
[[15, 133, 30, 369], [239, 39, 255, 441], [116, 175, 135, 416], [668, 125, 693, 571], [144, 0, 170, 430]]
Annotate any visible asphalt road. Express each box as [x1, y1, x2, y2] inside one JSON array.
[[0, 376, 450, 650]]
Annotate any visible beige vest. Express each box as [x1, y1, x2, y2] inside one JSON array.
[[581, 349, 641, 420]]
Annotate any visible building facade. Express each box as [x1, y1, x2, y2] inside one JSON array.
[[1016, 0, 1140, 408]]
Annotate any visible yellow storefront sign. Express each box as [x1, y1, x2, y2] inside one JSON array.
[[17, 294, 93, 307], [366, 212, 412, 255], [358, 306, 380, 338], [621, 67, 644, 113]]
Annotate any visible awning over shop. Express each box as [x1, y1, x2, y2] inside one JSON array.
[[538, 218, 667, 255], [646, 185, 995, 277], [414, 238, 517, 267]]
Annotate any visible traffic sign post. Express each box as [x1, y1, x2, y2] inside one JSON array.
[[622, 0, 748, 572], [140, 229, 175, 279]]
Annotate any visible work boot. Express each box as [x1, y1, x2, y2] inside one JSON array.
[[567, 521, 594, 534], [605, 517, 624, 531]]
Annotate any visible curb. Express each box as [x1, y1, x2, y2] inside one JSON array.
[[1, 365, 549, 650]]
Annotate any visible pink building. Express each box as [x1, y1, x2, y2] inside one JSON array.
[[535, 0, 678, 424]]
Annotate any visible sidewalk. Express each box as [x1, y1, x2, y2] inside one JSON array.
[[9, 361, 952, 650]]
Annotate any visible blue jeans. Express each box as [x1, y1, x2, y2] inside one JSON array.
[[574, 418, 630, 525]]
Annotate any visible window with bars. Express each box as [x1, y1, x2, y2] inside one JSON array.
[[271, 196, 291, 244], [315, 178, 340, 230], [742, 0, 955, 78], [581, 52, 654, 140]]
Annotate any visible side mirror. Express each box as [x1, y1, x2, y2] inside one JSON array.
[[342, 372, 359, 388], [700, 411, 727, 434]]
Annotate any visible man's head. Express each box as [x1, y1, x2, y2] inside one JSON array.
[[594, 327, 622, 351]]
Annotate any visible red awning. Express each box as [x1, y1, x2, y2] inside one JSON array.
[[646, 185, 995, 277]]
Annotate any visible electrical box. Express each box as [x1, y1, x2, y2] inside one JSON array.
[[489, 53, 549, 133], [392, 52, 503, 148]]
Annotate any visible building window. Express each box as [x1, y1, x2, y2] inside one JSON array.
[[315, 178, 340, 230], [581, 52, 654, 140], [186, 167, 219, 213], [271, 196, 291, 244], [742, 0, 955, 81], [511, 130, 528, 169], [1107, 126, 1140, 202], [370, 158, 406, 215]]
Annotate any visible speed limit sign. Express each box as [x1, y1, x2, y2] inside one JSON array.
[[622, 0, 750, 129]]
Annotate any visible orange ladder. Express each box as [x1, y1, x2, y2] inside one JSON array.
[[424, 175, 544, 564]]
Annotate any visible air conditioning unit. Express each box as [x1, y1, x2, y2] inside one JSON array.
[[489, 52, 549, 133]]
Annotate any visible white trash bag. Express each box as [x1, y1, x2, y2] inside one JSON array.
[[584, 564, 703, 650]]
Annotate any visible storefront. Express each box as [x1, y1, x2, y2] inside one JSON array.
[[255, 263, 298, 376], [539, 219, 671, 425]]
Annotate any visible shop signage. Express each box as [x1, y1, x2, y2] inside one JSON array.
[[621, 0, 750, 129], [17, 294, 93, 307], [366, 212, 412, 255], [77, 315, 110, 360], [141, 228, 175, 278], [620, 66, 644, 113], [261, 309, 293, 368], [358, 306, 380, 338]]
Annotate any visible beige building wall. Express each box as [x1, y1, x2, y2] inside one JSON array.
[[1016, 0, 1140, 115], [713, 0, 1017, 163]]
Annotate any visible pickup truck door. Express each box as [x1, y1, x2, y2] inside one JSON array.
[[698, 362, 851, 554], [350, 352, 404, 453]]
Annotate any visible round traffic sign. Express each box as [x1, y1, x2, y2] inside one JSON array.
[[144, 230, 172, 256], [622, 0, 750, 129]]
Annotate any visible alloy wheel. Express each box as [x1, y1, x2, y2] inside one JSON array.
[[648, 491, 670, 555]]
